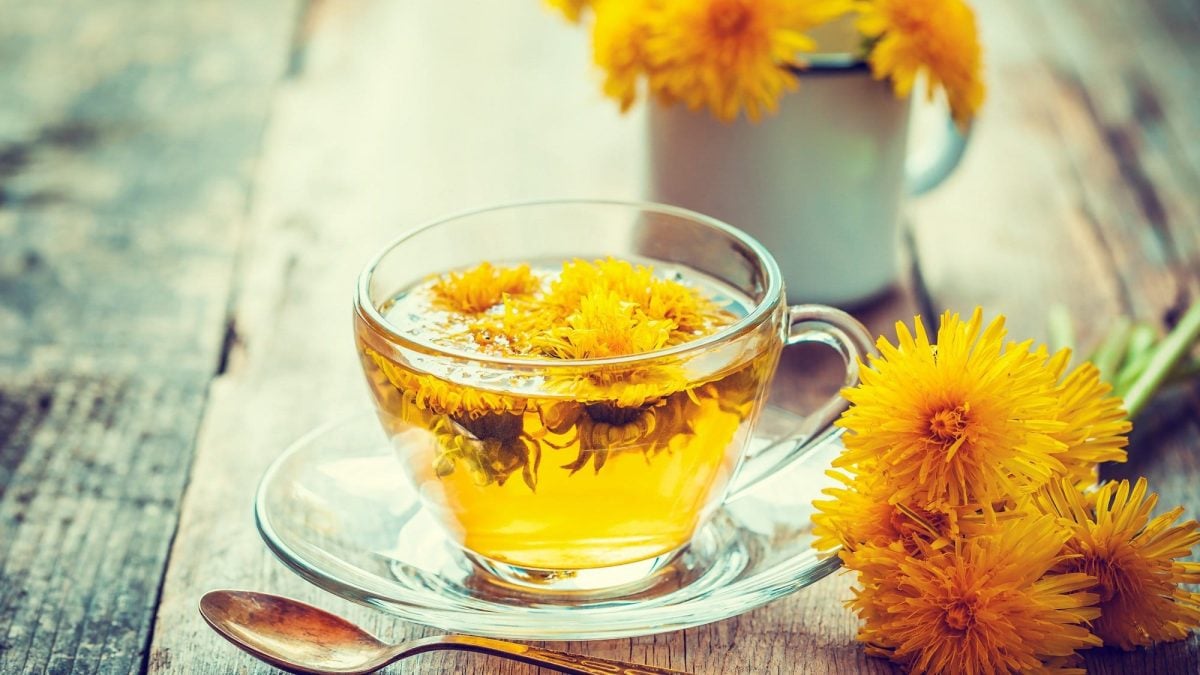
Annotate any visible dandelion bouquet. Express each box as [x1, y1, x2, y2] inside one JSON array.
[[544, 0, 985, 124], [814, 308, 1200, 673]]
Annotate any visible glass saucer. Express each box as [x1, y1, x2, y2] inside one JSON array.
[[255, 408, 842, 640]]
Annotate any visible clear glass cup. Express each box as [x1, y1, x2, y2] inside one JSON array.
[[353, 200, 873, 593]]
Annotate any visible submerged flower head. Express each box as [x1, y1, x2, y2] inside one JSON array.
[[856, 0, 985, 125], [646, 0, 852, 121], [1035, 478, 1200, 650], [845, 514, 1101, 673], [835, 309, 1068, 512], [365, 348, 529, 419]]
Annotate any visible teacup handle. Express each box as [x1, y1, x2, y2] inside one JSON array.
[[727, 305, 876, 499]]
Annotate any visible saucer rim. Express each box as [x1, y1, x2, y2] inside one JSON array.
[[254, 409, 843, 639]]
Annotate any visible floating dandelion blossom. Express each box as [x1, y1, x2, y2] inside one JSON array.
[[431, 262, 538, 314]]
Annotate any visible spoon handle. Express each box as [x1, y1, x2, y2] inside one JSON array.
[[410, 635, 692, 674]]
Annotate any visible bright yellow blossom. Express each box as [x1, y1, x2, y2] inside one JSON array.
[[431, 262, 538, 314], [545, 0, 985, 124], [1044, 352, 1131, 485], [814, 306, 1193, 672], [645, 0, 852, 122], [592, 0, 656, 111], [856, 0, 985, 125], [812, 469, 962, 554], [534, 289, 674, 359], [364, 347, 530, 420], [1035, 478, 1200, 650], [835, 309, 1069, 513], [844, 515, 1101, 674], [547, 257, 730, 342]]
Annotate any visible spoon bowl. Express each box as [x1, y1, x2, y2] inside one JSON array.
[[199, 590, 690, 674]]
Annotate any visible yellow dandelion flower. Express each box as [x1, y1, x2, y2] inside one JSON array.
[[592, 0, 656, 112], [643, 275, 731, 341], [544, 257, 648, 315], [844, 514, 1101, 674], [645, 0, 853, 122], [1035, 478, 1200, 650], [534, 289, 674, 359], [835, 309, 1068, 512], [547, 257, 732, 343], [812, 469, 961, 554], [544, 0, 592, 22], [464, 293, 547, 356], [431, 262, 539, 314], [1044, 353, 1131, 486], [856, 0, 985, 126]]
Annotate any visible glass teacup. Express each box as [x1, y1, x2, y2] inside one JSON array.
[[353, 200, 872, 592]]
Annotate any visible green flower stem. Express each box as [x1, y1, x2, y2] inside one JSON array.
[[1090, 316, 1132, 384], [1123, 323, 1158, 363], [1123, 300, 1200, 419], [1048, 305, 1076, 355], [1113, 323, 1160, 393], [1115, 354, 1152, 396]]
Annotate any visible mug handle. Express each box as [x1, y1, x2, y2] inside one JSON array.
[[727, 305, 876, 499], [905, 113, 971, 196]]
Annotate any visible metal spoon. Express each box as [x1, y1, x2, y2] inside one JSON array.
[[199, 590, 690, 675]]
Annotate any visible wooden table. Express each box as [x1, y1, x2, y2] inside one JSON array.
[[2, 1, 1197, 672]]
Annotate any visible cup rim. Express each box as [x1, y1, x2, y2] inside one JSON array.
[[354, 198, 784, 369]]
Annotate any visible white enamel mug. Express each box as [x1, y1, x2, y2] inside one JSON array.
[[645, 58, 968, 307]]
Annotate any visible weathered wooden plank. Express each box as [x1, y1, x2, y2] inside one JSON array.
[[0, 0, 293, 376], [0, 375, 202, 674], [0, 1, 298, 672], [1024, 0, 1200, 303]]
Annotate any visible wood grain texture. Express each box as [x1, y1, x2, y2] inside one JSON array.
[[0, 376, 203, 674], [0, 0, 295, 672]]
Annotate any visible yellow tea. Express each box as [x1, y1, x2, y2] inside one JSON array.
[[356, 258, 779, 569]]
